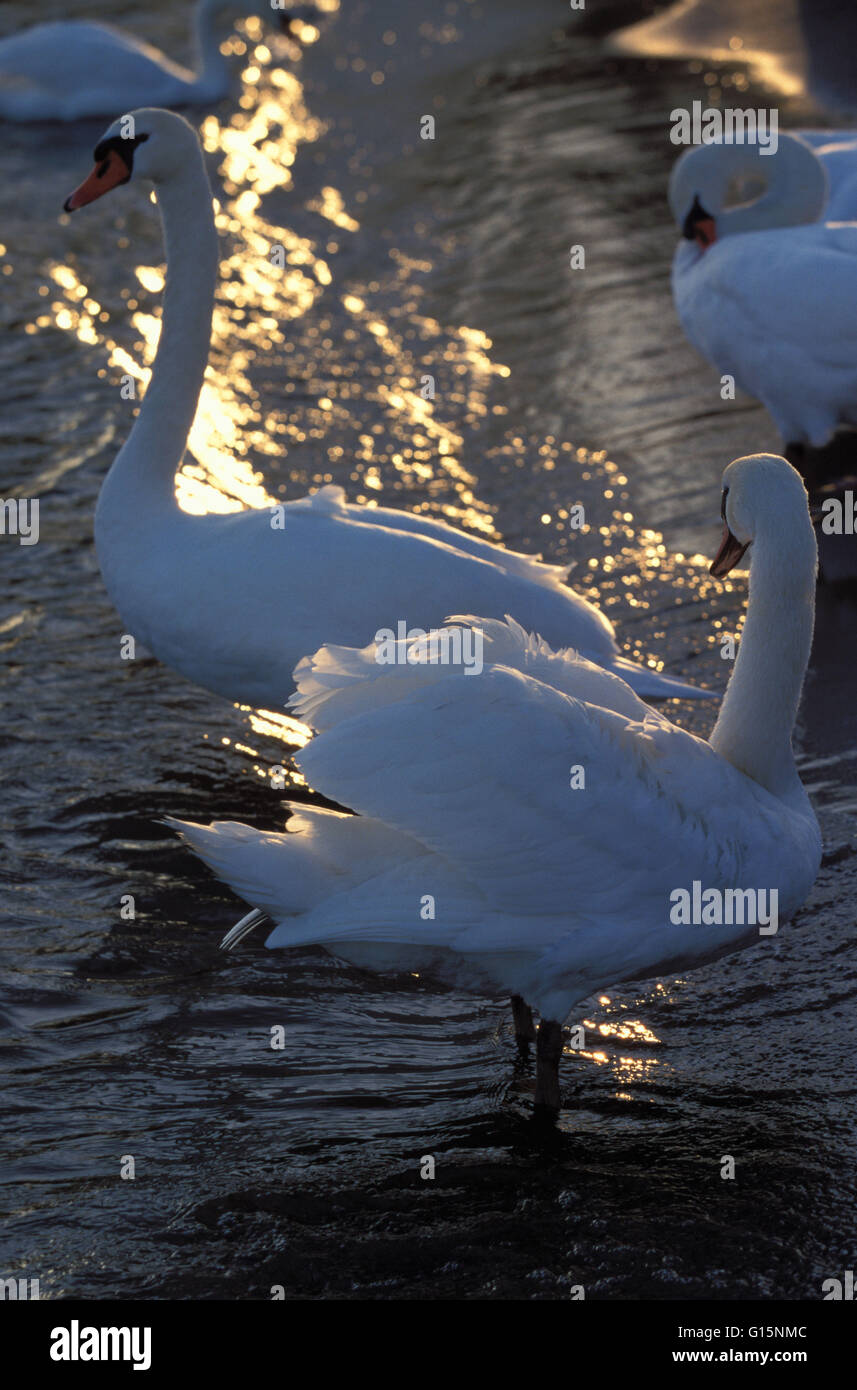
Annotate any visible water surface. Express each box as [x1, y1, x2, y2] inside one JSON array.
[[1, 0, 855, 1300]]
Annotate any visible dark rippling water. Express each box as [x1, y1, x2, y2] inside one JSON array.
[[1, 0, 856, 1300]]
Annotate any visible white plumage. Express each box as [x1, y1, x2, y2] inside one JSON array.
[[172, 455, 822, 1110], [670, 131, 857, 446], [0, 2, 307, 122], [67, 109, 707, 707]]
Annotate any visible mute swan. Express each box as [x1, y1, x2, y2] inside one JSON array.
[[63, 109, 707, 706], [670, 133, 857, 449], [171, 454, 822, 1119], [0, 2, 312, 122]]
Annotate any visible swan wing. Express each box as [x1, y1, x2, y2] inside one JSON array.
[[293, 628, 803, 927], [290, 615, 668, 730], [293, 485, 570, 584], [175, 623, 816, 1012], [347, 503, 571, 586]]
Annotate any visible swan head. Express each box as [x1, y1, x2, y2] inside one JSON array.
[[669, 132, 828, 247], [710, 453, 811, 579], [63, 110, 203, 213]]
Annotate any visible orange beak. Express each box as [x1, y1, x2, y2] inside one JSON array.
[[64, 148, 130, 212], [710, 523, 750, 578], [681, 196, 718, 251], [694, 216, 717, 250]]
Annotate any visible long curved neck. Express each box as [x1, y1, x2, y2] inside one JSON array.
[[718, 136, 828, 236], [710, 526, 817, 798], [97, 157, 219, 524], [192, 0, 231, 96]]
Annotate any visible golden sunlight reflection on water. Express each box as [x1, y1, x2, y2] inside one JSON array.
[[563, 997, 668, 1097], [42, 51, 510, 534]]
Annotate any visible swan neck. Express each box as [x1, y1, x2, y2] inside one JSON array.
[[99, 159, 218, 518], [719, 139, 827, 236], [193, 0, 230, 94], [710, 529, 816, 798]]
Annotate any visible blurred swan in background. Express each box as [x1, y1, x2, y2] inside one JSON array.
[[64, 108, 708, 707], [172, 455, 822, 1118], [670, 132, 857, 449], [0, 0, 315, 122]]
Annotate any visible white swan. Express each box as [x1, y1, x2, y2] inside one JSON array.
[[0, 2, 311, 122], [670, 132, 857, 448], [171, 454, 822, 1116], [64, 108, 708, 706]]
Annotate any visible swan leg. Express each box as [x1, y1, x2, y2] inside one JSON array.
[[534, 1018, 564, 1116], [510, 993, 537, 1048]]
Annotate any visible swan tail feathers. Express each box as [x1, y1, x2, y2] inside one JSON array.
[[166, 815, 312, 920], [167, 808, 427, 939]]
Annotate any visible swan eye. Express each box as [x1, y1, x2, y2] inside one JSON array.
[[721, 487, 729, 523]]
